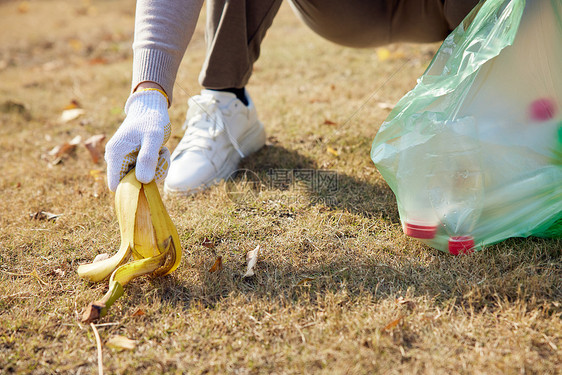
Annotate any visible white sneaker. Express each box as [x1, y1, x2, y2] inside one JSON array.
[[164, 89, 265, 195]]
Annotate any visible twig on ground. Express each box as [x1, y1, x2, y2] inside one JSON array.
[[0, 291, 36, 300], [90, 323, 104, 375], [0, 268, 48, 286]]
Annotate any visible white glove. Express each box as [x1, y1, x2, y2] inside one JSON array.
[[105, 90, 171, 192]]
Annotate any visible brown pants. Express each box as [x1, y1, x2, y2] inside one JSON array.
[[199, 0, 479, 89]]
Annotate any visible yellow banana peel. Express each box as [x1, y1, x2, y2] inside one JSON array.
[[78, 169, 181, 322]]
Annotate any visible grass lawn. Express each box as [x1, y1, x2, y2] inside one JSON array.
[[0, 1, 560, 374]]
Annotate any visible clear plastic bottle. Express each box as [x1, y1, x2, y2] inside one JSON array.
[[396, 130, 440, 240], [427, 118, 484, 254]]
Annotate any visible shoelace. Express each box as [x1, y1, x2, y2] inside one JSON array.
[[176, 94, 245, 158]]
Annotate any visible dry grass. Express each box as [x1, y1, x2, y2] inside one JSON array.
[[1, 1, 561, 374]]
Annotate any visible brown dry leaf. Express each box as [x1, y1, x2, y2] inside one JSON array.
[[396, 297, 416, 310], [84, 134, 106, 164], [208, 256, 223, 273], [243, 245, 260, 278], [63, 100, 81, 110], [47, 135, 81, 164], [88, 57, 108, 65], [323, 119, 337, 126], [29, 211, 62, 221], [131, 309, 145, 317], [383, 315, 403, 332], [60, 108, 85, 123], [48, 143, 74, 159], [201, 237, 216, 249], [106, 335, 137, 350], [326, 146, 339, 157]]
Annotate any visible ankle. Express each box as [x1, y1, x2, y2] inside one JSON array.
[[207, 87, 248, 106]]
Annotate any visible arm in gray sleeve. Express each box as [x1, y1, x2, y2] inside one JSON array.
[[131, 0, 204, 104]]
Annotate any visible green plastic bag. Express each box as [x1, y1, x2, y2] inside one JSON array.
[[371, 0, 562, 254]]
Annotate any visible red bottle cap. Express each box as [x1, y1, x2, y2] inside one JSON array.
[[448, 236, 475, 255], [404, 222, 438, 239]]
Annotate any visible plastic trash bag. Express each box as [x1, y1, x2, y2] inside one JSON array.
[[371, 0, 562, 254]]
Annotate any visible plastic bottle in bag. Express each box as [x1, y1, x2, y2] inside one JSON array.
[[396, 131, 440, 240], [426, 118, 484, 254]]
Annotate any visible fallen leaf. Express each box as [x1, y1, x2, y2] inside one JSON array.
[[84, 134, 106, 164], [296, 277, 315, 286], [376, 47, 406, 62], [201, 237, 216, 249], [377, 102, 394, 110], [93, 253, 109, 263], [61, 108, 85, 123], [106, 335, 137, 350], [88, 57, 108, 65], [208, 256, 223, 273], [326, 146, 339, 157], [52, 268, 65, 277], [63, 100, 81, 110], [69, 135, 82, 145], [48, 143, 72, 159], [47, 135, 81, 164], [50, 135, 80, 154], [323, 119, 337, 126], [243, 245, 260, 278], [131, 309, 145, 317], [377, 48, 391, 61], [383, 315, 403, 331], [29, 211, 62, 221], [17, 1, 30, 13]]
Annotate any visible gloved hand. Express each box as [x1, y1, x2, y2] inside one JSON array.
[[105, 89, 171, 192]]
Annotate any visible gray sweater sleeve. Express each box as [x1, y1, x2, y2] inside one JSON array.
[[132, 0, 204, 104]]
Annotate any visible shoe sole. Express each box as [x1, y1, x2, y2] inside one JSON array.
[[164, 120, 266, 196]]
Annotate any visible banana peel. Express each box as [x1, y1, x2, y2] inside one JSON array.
[[78, 169, 181, 322]]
